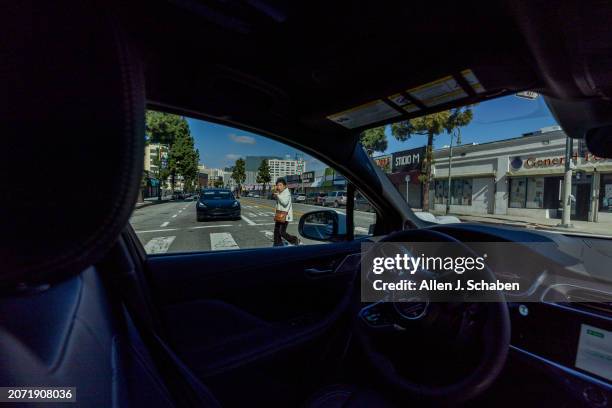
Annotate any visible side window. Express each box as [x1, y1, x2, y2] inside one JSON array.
[[131, 110, 374, 254], [353, 190, 377, 238]]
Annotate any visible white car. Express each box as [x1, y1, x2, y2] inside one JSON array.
[[322, 191, 347, 207]]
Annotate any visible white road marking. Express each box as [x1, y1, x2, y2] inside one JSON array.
[[160, 221, 169, 227], [190, 224, 232, 229], [179, 210, 183, 213], [210, 232, 239, 250], [172, 214, 178, 218], [261, 230, 274, 240], [355, 227, 369, 233], [241, 215, 256, 225], [255, 222, 276, 226], [248, 212, 258, 217], [136, 228, 178, 233], [144, 236, 176, 254]]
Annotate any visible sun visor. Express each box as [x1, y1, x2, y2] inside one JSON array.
[[326, 69, 489, 131]]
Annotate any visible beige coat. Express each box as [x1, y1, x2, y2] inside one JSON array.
[[275, 188, 294, 222]]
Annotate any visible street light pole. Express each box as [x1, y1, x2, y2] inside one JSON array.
[[559, 136, 574, 228]]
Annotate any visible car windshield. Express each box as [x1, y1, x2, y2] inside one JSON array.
[[202, 191, 232, 200], [359, 93, 612, 238]]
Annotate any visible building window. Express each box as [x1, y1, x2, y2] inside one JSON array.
[[526, 177, 544, 208], [600, 173, 612, 212], [434, 178, 472, 205], [509, 177, 544, 208]]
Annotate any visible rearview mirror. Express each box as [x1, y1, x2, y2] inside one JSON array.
[[586, 125, 612, 158], [298, 210, 347, 242]]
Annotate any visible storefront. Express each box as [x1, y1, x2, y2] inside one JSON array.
[[374, 147, 425, 209], [430, 128, 612, 222]]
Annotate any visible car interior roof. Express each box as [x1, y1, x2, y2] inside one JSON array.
[[120, 0, 612, 153]]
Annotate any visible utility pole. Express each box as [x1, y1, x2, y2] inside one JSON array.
[[446, 128, 461, 215], [558, 136, 574, 228]]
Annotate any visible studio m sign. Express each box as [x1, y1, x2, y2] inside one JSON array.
[[392, 147, 426, 173]]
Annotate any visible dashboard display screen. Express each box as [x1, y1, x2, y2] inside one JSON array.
[[575, 324, 612, 381]]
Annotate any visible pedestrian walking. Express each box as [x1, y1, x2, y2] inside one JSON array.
[[272, 178, 300, 246]]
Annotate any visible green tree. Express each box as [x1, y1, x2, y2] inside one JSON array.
[[145, 110, 190, 146], [168, 130, 199, 194], [231, 158, 246, 197], [145, 110, 192, 199], [391, 106, 474, 210], [256, 159, 271, 196], [360, 126, 387, 156]]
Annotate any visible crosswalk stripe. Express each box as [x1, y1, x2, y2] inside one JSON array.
[[144, 236, 176, 254], [261, 230, 274, 241], [190, 224, 232, 229], [355, 227, 369, 233], [210, 232, 240, 250], [241, 215, 256, 225], [248, 212, 257, 217], [136, 228, 178, 233], [160, 221, 169, 227]]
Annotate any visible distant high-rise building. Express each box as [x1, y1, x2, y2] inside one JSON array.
[[268, 158, 306, 182]]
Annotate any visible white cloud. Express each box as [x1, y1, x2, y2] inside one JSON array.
[[229, 133, 256, 144]]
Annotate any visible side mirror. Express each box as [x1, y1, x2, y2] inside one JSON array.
[[298, 210, 347, 242]]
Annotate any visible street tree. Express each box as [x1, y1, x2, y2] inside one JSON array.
[[391, 106, 474, 211], [360, 126, 387, 156], [145, 110, 192, 199], [256, 159, 271, 195], [231, 158, 246, 196], [168, 130, 199, 193], [145, 110, 190, 146]]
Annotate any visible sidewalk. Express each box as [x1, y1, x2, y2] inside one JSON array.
[[429, 209, 612, 236], [134, 196, 172, 209]]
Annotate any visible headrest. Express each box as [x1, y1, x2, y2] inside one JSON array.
[[0, 1, 145, 288]]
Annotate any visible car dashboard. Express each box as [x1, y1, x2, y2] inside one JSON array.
[[353, 223, 612, 407]]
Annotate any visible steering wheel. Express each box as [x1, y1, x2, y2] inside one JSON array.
[[353, 229, 510, 405]]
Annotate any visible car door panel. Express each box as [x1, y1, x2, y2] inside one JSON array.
[[144, 242, 362, 380]]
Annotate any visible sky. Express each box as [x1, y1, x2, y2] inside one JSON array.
[[187, 94, 558, 171]]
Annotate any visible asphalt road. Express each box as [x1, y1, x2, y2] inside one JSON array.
[[130, 197, 376, 254]]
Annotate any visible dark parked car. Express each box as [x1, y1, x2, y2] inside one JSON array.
[[196, 189, 241, 221], [305, 192, 318, 204]]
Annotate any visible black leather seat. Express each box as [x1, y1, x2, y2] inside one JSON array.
[[0, 2, 392, 407]]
